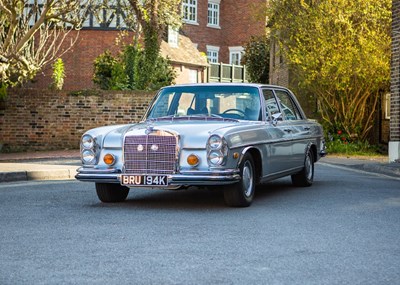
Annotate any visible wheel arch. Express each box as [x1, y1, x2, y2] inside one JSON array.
[[240, 147, 262, 184], [308, 143, 318, 162]]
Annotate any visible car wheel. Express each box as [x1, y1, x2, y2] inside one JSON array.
[[291, 149, 314, 187], [95, 183, 130, 203], [224, 153, 255, 207]]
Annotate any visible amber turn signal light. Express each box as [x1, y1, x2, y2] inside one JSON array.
[[103, 153, 115, 165], [187, 154, 200, 166]]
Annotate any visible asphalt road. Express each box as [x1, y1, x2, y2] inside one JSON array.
[[0, 163, 399, 285]]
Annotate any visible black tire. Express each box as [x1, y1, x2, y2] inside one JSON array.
[[291, 149, 314, 187], [224, 153, 256, 207], [95, 183, 130, 203]]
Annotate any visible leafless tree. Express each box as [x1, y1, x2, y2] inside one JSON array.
[[0, 0, 92, 88]]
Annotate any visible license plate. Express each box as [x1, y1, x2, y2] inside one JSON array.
[[121, 175, 168, 186]]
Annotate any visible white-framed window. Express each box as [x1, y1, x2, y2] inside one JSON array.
[[229, 46, 244, 65], [168, 26, 179, 48], [182, 0, 198, 24], [385, 93, 391, 119], [207, 0, 220, 28], [206, 45, 220, 63]]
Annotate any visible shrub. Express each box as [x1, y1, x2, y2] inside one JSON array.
[[93, 45, 176, 91], [326, 129, 380, 155], [242, 35, 270, 83], [109, 61, 129, 90], [51, 58, 65, 90], [93, 51, 118, 90]]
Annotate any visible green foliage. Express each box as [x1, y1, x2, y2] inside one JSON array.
[[109, 61, 129, 90], [93, 46, 176, 91], [93, 51, 119, 90], [124, 1, 181, 90], [135, 25, 168, 90], [242, 35, 270, 83], [147, 56, 177, 90], [0, 82, 7, 99], [94, 0, 182, 91], [51, 58, 65, 90], [123, 45, 139, 88], [326, 129, 380, 156], [267, 0, 391, 141]]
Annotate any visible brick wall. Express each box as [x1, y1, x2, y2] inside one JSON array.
[[183, 0, 266, 63], [391, 0, 400, 142], [0, 89, 154, 151], [26, 30, 134, 91]]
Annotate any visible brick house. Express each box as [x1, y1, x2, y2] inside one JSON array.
[[180, 0, 266, 65], [28, 0, 266, 90], [390, 0, 400, 162]]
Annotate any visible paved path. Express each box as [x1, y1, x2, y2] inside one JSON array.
[[0, 150, 80, 182]]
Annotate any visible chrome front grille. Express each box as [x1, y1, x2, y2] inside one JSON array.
[[123, 134, 177, 174]]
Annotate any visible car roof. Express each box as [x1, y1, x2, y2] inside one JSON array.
[[160, 83, 290, 90]]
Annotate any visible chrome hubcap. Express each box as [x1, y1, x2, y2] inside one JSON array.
[[242, 161, 254, 197]]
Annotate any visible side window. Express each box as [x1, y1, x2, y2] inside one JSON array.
[[262, 89, 280, 120], [274, 90, 303, 120]]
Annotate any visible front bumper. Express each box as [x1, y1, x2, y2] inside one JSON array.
[[75, 167, 241, 186]]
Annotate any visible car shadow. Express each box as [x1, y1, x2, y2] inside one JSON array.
[[90, 177, 303, 210]]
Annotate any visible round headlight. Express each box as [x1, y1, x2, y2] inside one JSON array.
[[208, 151, 224, 165], [208, 135, 223, 150], [82, 134, 94, 149], [82, 149, 96, 164]]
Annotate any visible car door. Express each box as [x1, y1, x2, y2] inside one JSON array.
[[262, 89, 294, 176], [274, 89, 311, 169]]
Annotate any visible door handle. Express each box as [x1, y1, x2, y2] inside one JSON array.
[[304, 127, 311, 131], [284, 129, 292, 133]]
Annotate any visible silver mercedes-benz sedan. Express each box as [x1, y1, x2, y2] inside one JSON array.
[[76, 83, 326, 207]]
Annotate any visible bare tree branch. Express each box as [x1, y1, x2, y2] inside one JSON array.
[[0, 0, 93, 87]]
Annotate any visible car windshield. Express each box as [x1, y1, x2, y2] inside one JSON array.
[[146, 85, 261, 121]]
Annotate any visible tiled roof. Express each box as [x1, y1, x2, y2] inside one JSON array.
[[160, 35, 209, 67]]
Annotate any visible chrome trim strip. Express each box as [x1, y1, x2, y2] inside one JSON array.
[[75, 173, 121, 183], [169, 174, 240, 185], [75, 169, 241, 185], [76, 167, 121, 174]]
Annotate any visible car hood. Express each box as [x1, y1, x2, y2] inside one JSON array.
[[101, 119, 262, 149]]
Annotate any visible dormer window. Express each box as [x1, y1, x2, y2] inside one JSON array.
[[168, 26, 179, 48]]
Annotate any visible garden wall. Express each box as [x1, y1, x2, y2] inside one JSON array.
[[0, 89, 154, 152]]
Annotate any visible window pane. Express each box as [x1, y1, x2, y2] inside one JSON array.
[[207, 2, 219, 26], [207, 50, 218, 63], [230, 52, 241, 65], [183, 0, 197, 22], [274, 90, 302, 120], [263, 89, 280, 119]]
